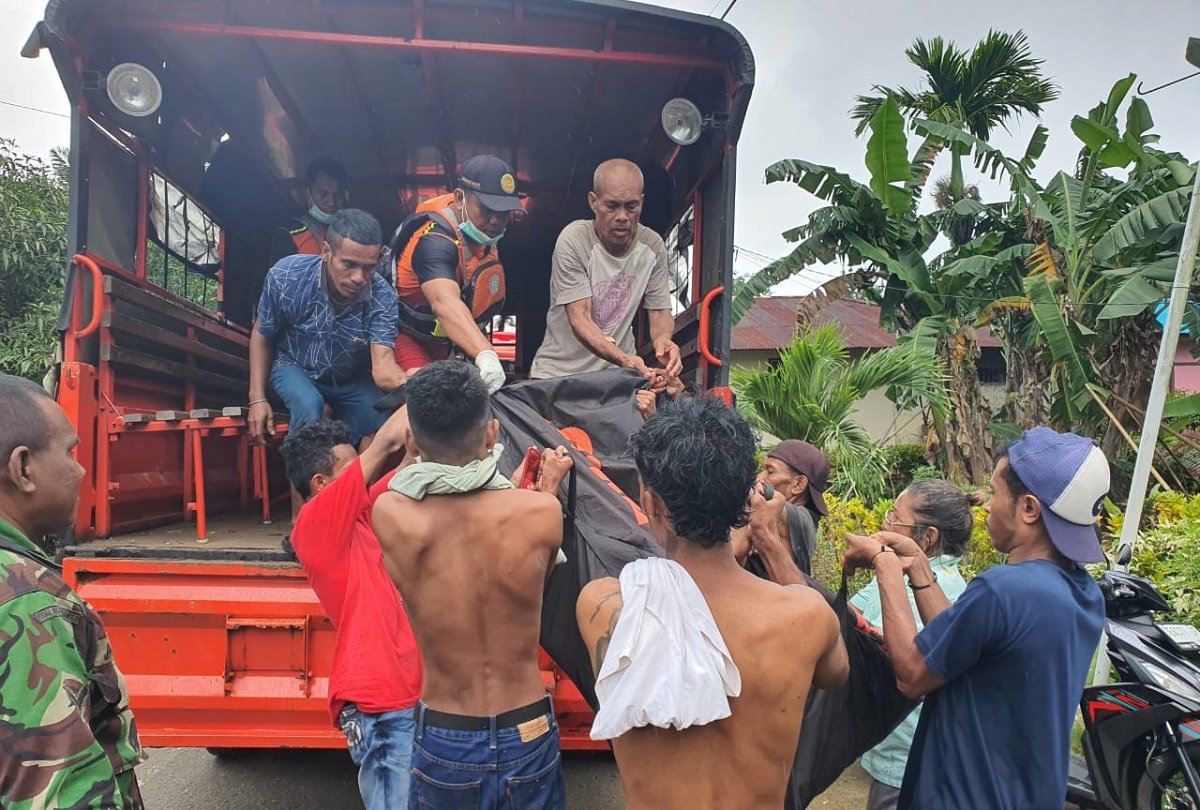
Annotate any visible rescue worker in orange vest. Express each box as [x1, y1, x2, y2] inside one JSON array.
[[390, 155, 521, 394], [271, 157, 349, 262]]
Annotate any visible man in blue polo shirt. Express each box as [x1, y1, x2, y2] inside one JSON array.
[[844, 428, 1108, 809], [248, 208, 406, 449]]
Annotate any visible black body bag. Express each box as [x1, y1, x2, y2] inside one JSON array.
[[787, 573, 919, 809]]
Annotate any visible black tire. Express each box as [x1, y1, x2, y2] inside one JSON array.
[[205, 747, 254, 760], [1136, 746, 1200, 809]]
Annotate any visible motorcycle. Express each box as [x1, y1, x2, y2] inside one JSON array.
[[1067, 557, 1200, 809]]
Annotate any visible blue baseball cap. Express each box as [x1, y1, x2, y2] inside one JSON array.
[[1007, 427, 1110, 563]]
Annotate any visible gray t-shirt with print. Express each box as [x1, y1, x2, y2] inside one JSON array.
[[530, 219, 672, 379]]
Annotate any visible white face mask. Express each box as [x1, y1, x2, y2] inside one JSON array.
[[458, 195, 505, 247], [308, 204, 334, 226]]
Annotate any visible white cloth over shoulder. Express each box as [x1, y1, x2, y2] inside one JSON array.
[[590, 557, 741, 740]]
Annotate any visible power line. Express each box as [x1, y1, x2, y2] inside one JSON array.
[[0, 99, 69, 119], [719, 0, 740, 20]]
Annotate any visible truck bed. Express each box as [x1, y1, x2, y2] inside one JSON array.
[[67, 513, 293, 562]]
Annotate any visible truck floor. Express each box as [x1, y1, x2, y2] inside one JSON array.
[[67, 513, 293, 562]]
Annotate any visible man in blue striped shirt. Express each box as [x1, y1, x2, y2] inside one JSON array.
[[248, 208, 406, 449]]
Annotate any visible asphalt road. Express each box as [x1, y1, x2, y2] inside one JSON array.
[[136, 746, 873, 808], [136, 747, 623, 809]]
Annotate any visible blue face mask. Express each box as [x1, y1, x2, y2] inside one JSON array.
[[308, 204, 334, 226], [459, 199, 505, 247]]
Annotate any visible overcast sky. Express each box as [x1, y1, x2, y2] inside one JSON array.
[[1, 0, 1198, 293]]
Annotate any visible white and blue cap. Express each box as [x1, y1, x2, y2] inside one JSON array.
[[1007, 427, 1110, 563]]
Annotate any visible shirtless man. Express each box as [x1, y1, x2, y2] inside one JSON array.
[[372, 360, 572, 809], [577, 396, 848, 810]]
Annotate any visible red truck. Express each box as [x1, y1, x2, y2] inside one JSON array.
[[23, 0, 753, 752]]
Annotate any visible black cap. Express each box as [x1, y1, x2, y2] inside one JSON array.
[[458, 155, 523, 212]]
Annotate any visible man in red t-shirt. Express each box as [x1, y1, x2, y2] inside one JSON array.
[[279, 407, 422, 810]]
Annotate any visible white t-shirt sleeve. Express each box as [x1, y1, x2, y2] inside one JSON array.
[[550, 224, 594, 307], [642, 232, 673, 310]]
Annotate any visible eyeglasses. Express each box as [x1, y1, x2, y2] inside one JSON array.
[[883, 509, 924, 531]]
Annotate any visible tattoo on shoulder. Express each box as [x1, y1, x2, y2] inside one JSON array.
[[588, 589, 621, 624], [593, 601, 622, 678]]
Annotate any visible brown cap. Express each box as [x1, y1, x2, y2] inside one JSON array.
[[767, 440, 831, 516]]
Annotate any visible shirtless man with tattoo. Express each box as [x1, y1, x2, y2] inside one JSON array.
[[577, 396, 849, 809]]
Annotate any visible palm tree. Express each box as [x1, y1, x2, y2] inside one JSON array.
[[732, 324, 948, 501], [851, 30, 1057, 205]]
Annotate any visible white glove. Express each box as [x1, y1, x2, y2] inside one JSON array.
[[475, 350, 506, 394]]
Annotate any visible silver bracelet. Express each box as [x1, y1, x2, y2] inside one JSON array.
[[248, 398, 268, 407]]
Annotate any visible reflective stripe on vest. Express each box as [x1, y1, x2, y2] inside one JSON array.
[[287, 219, 323, 255], [392, 193, 506, 341]]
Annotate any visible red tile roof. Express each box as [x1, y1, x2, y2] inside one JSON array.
[[732, 297, 1001, 351]]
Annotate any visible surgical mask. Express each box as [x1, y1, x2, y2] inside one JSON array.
[[308, 204, 334, 226], [459, 201, 505, 247]]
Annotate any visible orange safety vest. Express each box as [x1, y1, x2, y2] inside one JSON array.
[[285, 217, 325, 255], [391, 193, 506, 341]]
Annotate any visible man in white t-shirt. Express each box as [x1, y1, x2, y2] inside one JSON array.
[[530, 159, 682, 381]]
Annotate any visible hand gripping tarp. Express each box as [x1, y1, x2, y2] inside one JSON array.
[[492, 368, 662, 709], [491, 369, 914, 805]]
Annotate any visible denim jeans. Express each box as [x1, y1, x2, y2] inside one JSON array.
[[408, 702, 566, 810], [268, 363, 387, 445], [339, 703, 415, 810]]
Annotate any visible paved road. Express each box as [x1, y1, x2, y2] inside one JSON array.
[[137, 746, 872, 808], [137, 747, 623, 809]]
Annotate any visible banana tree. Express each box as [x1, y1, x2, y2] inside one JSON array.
[[732, 323, 949, 502], [734, 98, 1034, 482], [930, 76, 1195, 457]]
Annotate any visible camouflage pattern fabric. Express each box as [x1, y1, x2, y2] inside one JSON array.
[[0, 519, 145, 809]]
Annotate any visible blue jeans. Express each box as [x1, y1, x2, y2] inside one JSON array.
[[268, 363, 387, 445], [409, 701, 565, 810], [339, 704, 415, 810]]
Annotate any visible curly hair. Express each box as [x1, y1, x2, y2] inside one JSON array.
[[629, 394, 758, 548], [280, 420, 353, 499]]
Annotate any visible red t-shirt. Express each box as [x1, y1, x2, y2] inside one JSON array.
[[292, 458, 422, 723]]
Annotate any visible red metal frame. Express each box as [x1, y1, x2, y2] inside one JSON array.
[[698, 285, 724, 368], [62, 556, 344, 748], [135, 161, 149, 279], [71, 254, 104, 343], [52, 0, 745, 754], [130, 20, 730, 72]]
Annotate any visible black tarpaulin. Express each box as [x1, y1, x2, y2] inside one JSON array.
[[787, 576, 919, 809], [492, 368, 662, 708], [491, 370, 913, 803]]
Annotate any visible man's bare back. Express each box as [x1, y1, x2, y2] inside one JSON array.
[[580, 562, 845, 809], [374, 485, 562, 715]]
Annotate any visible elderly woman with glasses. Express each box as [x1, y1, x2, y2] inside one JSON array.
[[849, 479, 985, 810]]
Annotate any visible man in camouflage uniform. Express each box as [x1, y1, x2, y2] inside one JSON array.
[[0, 374, 144, 809]]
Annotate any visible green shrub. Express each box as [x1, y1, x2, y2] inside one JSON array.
[[813, 490, 1200, 629], [815, 492, 1000, 592], [883, 443, 929, 495], [1124, 492, 1200, 626]]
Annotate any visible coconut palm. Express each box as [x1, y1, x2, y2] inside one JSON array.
[[732, 323, 948, 501], [851, 30, 1057, 204], [731, 97, 1039, 484]]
